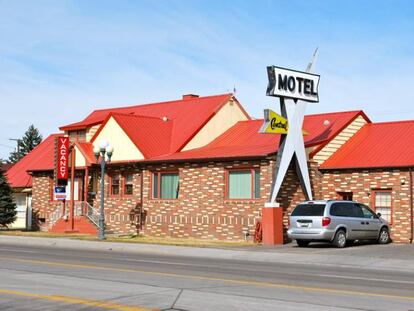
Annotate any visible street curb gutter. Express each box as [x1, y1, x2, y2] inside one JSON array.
[[0, 235, 413, 273]]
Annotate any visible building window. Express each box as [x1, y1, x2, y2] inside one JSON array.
[[123, 174, 133, 195], [110, 175, 120, 196], [152, 172, 179, 199], [227, 169, 260, 199], [337, 192, 353, 201], [68, 130, 86, 142], [373, 191, 392, 223]]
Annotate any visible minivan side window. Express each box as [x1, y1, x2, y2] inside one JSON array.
[[330, 202, 355, 217], [360, 204, 377, 219], [330, 202, 363, 217], [350, 204, 364, 218], [330, 203, 348, 217]]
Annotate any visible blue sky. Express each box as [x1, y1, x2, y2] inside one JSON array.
[[1, 0, 414, 159]]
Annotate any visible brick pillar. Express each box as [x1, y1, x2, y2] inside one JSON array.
[[308, 160, 322, 200], [262, 203, 284, 245]]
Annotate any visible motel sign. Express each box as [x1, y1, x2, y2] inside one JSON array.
[[266, 66, 320, 103]]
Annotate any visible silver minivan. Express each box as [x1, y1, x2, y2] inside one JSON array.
[[287, 200, 390, 248]]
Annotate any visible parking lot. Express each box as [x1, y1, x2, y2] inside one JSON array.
[[254, 240, 414, 258]]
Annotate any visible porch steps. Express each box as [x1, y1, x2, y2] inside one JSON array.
[[50, 216, 98, 235]]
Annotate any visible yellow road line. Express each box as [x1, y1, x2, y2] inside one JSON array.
[[1, 256, 413, 301], [0, 289, 155, 311]]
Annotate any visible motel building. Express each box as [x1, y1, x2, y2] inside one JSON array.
[[5, 93, 414, 243]]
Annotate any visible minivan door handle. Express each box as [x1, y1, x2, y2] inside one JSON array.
[[361, 221, 365, 225]]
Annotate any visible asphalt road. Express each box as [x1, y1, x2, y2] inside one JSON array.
[[0, 242, 413, 311]]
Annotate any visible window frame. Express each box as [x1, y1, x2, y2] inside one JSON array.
[[109, 174, 121, 197], [122, 173, 134, 196], [151, 170, 180, 200], [225, 168, 261, 200], [337, 191, 353, 201], [371, 189, 393, 224]]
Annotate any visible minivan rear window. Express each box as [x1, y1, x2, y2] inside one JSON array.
[[291, 204, 325, 216]]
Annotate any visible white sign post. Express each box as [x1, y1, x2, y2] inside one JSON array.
[[266, 49, 319, 203], [260, 49, 319, 245]]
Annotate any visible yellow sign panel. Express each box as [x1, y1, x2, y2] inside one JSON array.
[[259, 109, 308, 135], [260, 109, 288, 134]]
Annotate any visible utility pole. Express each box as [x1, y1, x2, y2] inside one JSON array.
[[9, 138, 21, 154]]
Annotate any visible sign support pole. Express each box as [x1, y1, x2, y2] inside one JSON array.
[[261, 49, 319, 245], [67, 146, 76, 232]]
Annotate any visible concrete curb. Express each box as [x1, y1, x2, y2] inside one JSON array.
[[1, 235, 413, 273]]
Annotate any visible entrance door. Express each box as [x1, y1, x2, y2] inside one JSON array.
[[12, 193, 27, 229]]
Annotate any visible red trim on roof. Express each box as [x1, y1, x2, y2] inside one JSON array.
[[175, 94, 243, 151], [89, 113, 114, 144], [74, 142, 96, 165]]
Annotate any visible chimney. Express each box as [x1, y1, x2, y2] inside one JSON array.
[[182, 94, 199, 100]]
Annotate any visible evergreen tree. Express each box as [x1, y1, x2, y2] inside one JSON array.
[[0, 163, 16, 227], [9, 125, 43, 163]]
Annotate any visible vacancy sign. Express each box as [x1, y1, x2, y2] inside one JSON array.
[[266, 66, 320, 102], [57, 137, 69, 180]]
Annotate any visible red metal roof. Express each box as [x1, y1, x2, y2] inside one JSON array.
[[304, 110, 370, 148], [101, 113, 174, 158], [321, 120, 414, 169], [75, 141, 96, 165], [61, 93, 247, 153], [6, 102, 370, 189], [149, 110, 364, 162], [5, 134, 60, 188]]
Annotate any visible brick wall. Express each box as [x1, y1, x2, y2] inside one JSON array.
[[31, 173, 62, 230], [320, 168, 413, 243], [32, 161, 413, 243], [93, 158, 315, 241], [30, 158, 320, 241], [93, 165, 142, 235], [139, 160, 272, 240]]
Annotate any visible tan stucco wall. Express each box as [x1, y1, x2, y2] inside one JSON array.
[[86, 124, 101, 142], [93, 117, 144, 161], [74, 145, 86, 168], [182, 100, 249, 151], [313, 115, 368, 165]]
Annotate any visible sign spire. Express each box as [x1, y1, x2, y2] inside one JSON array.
[[265, 48, 320, 202]]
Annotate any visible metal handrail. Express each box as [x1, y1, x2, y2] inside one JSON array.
[[48, 205, 64, 228], [79, 201, 101, 229], [49, 202, 101, 229]]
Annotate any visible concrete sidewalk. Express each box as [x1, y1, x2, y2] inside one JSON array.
[[1, 235, 413, 273]]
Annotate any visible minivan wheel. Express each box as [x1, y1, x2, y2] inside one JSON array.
[[296, 240, 310, 247], [333, 230, 347, 248], [378, 227, 390, 244]]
